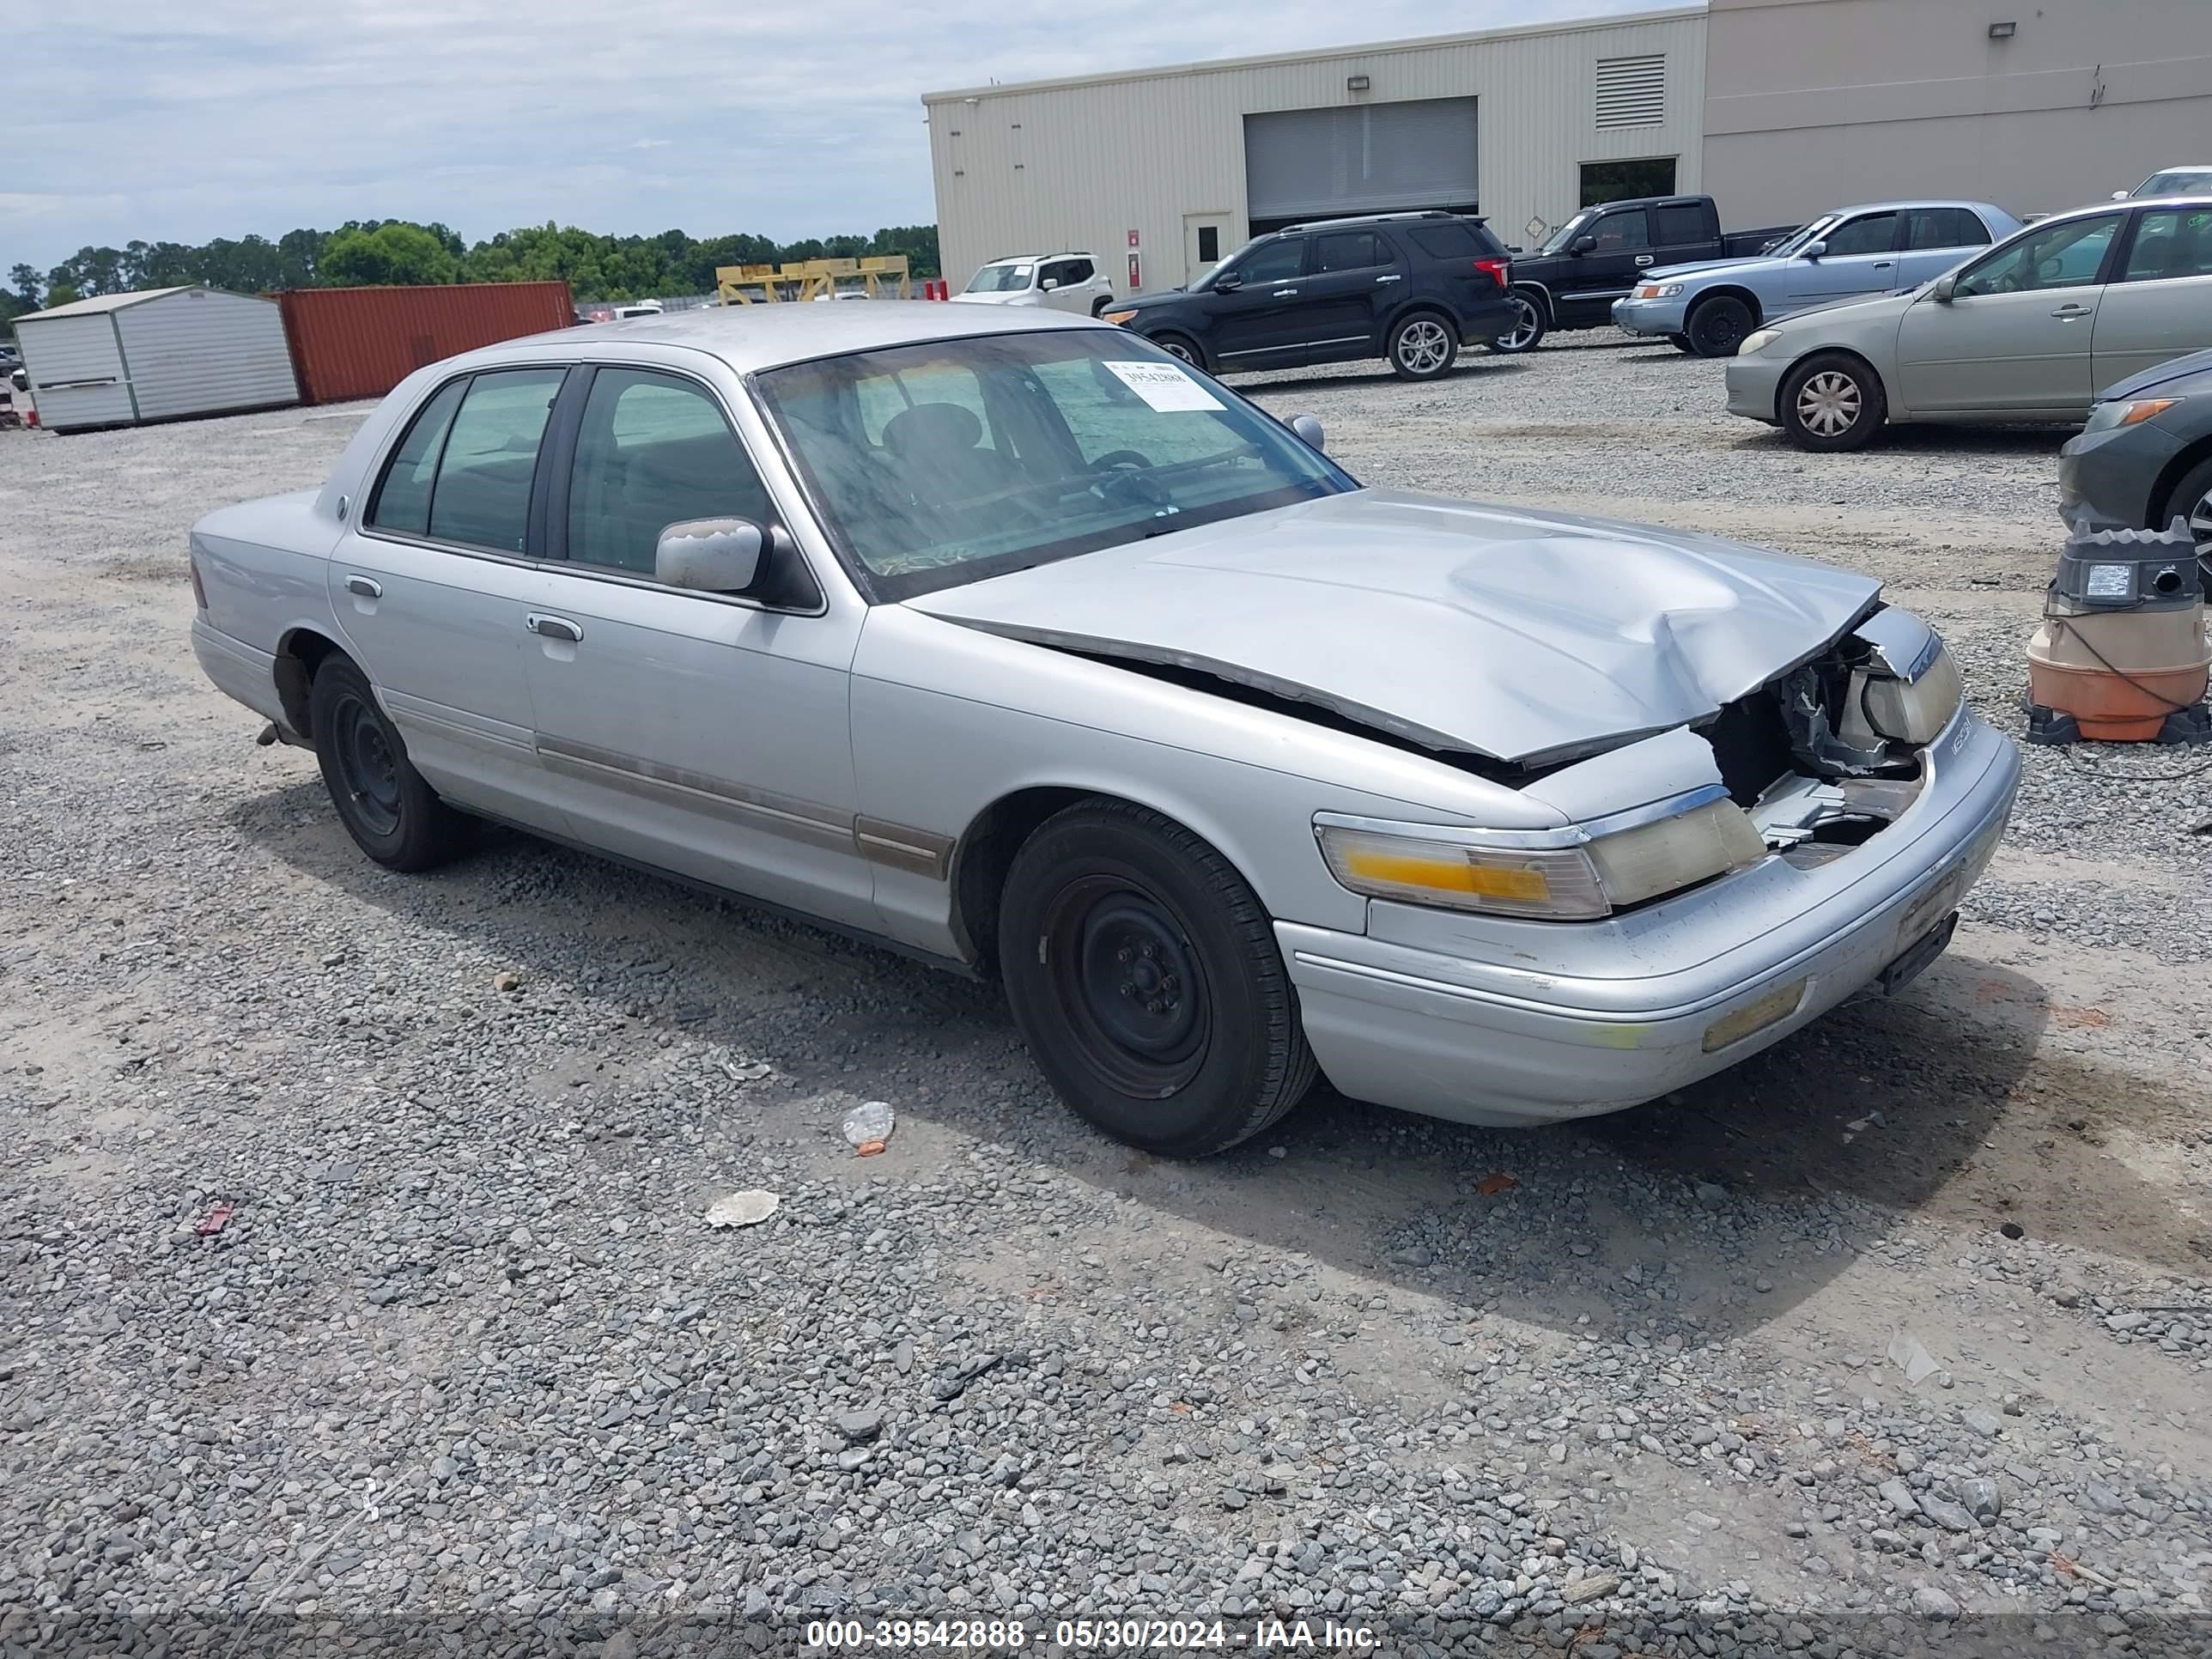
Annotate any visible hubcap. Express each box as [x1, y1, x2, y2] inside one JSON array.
[[2190, 484, 2212, 557], [1398, 319, 1450, 374], [1796, 371, 1862, 437], [1500, 298, 1540, 350], [1163, 339, 1197, 364], [332, 692, 401, 836], [1040, 875, 1209, 1097]]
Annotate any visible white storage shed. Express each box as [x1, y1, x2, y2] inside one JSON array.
[[14, 286, 299, 434]]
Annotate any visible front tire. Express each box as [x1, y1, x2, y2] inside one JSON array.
[[1686, 295, 1755, 358], [1778, 352, 1888, 453], [1152, 332, 1204, 368], [308, 656, 471, 871], [1388, 312, 1459, 380], [1483, 292, 1547, 355], [1668, 332, 1696, 354], [999, 800, 1317, 1158], [2159, 454, 2212, 573]]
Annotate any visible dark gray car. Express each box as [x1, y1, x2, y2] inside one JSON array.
[[2058, 346, 2212, 562]]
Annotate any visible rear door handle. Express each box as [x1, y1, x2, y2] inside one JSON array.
[[343, 574, 381, 599], [526, 614, 583, 643]]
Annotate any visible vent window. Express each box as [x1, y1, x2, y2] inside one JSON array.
[[1595, 54, 1665, 128]]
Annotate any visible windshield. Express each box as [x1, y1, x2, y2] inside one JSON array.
[[2136, 170, 2212, 198], [1538, 212, 1594, 255], [755, 330, 1356, 599], [1764, 214, 1842, 258], [965, 263, 1034, 293]]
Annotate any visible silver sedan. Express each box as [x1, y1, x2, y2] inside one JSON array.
[[1727, 196, 2212, 450], [189, 302, 2017, 1155]]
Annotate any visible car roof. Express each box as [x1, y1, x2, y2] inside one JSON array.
[[467, 300, 1113, 375], [1275, 210, 1487, 233], [2014, 193, 2212, 228], [981, 252, 1091, 264], [1805, 199, 2011, 216]]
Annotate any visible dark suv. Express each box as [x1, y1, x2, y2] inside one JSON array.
[[1101, 212, 1517, 381]]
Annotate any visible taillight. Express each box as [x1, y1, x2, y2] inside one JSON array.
[[1474, 258, 1510, 289], [189, 552, 208, 611]]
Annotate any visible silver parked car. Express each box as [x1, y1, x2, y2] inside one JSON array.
[[1612, 202, 2020, 357], [1727, 196, 2212, 450], [190, 304, 2018, 1155]]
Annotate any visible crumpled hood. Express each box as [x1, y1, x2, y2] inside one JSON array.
[[907, 489, 1880, 767]]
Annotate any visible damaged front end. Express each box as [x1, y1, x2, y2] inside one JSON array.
[[1704, 606, 1963, 873]]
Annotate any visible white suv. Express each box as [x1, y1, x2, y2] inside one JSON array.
[[952, 253, 1115, 315]]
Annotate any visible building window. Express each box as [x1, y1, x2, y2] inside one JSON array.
[[1595, 53, 1665, 128], [1579, 158, 1676, 208]]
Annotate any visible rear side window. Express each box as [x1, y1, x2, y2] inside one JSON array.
[[1653, 204, 1708, 246], [1589, 210, 1650, 252], [1821, 213, 1899, 257], [2122, 208, 2212, 282], [1407, 222, 1485, 260], [426, 368, 566, 553], [1903, 208, 1990, 249], [1313, 231, 1387, 272], [368, 378, 467, 536]]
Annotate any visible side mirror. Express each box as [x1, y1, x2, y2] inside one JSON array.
[[1213, 271, 1243, 293], [1288, 413, 1325, 453], [1041, 278, 1060, 291], [1929, 274, 1959, 303], [2111, 190, 2130, 201], [1801, 240, 1827, 262], [656, 518, 763, 593], [1571, 234, 1598, 256]]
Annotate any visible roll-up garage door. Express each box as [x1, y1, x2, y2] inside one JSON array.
[[1243, 97, 1479, 222]]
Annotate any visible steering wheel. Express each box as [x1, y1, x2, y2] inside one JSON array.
[[1090, 449, 1153, 471]]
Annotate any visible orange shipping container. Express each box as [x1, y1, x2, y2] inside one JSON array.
[[277, 281, 574, 405]]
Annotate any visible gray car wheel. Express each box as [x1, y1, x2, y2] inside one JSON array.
[[1778, 352, 1887, 453], [1152, 333, 1203, 368], [1482, 293, 1546, 354], [1389, 313, 1459, 380], [2160, 454, 2212, 585]]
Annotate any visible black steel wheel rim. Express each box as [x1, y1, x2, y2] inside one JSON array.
[[1701, 308, 1747, 352], [331, 691, 401, 836], [1042, 874, 1210, 1097]]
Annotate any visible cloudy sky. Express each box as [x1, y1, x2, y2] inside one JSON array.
[[9, 0, 1654, 271]]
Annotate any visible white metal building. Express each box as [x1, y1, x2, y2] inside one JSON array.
[[925, 0, 2212, 300], [924, 8, 1707, 297], [14, 286, 299, 434]]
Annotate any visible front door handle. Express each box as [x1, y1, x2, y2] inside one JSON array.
[[1634, 254, 1654, 267], [1871, 261, 1893, 270], [1270, 289, 1298, 298], [343, 574, 381, 599], [526, 614, 583, 643], [2051, 303, 2091, 319], [1375, 274, 1402, 284]]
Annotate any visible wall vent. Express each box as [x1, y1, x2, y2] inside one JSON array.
[[1595, 54, 1665, 127]]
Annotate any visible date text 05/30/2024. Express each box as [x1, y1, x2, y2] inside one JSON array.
[[805, 1619, 1382, 1650]]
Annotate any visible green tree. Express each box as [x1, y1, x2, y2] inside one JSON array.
[[7, 264, 40, 308], [319, 222, 460, 287], [44, 283, 82, 308]]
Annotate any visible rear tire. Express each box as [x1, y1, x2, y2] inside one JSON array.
[[308, 656, 471, 871], [1388, 311, 1459, 380], [999, 799, 1316, 1158], [1778, 352, 1888, 453], [1483, 292, 1547, 354], [1686, 295, 1756, 358], [1091, 295, 1115, 318]]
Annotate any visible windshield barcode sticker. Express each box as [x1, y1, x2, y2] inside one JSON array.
[[1103, 361, 1224, 412]]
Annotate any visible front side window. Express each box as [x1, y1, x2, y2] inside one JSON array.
[[424, 369, 567, 553], [1313, 231, 1386, 273], [755, 331, 1353, 600], [1955, 214, 2122, 298], [1219, 238, 1305, 285], [1820, 212, 1899, 257], [565, 369, 774, 575], [368, 377, 468, 536], [965, 263, 1034, 294], [1588, 210, 1650, 252], [2122, 208, 2212, 283]]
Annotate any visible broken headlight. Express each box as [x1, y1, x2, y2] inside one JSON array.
[[1862, 644, 1962, 746], [1316, 790, 1766, 921]]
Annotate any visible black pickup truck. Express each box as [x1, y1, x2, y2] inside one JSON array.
[[1490, 194, 1796, 352]]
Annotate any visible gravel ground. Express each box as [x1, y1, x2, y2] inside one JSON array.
[[2, 335, 2209, 1659]]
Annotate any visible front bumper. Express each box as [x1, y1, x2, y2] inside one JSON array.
[[1612, 295, 1691, 337], [1725, 352, 1789, 424], [1281, 708, 2020, 1127], [2057, 418, 2179, 532]]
